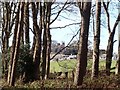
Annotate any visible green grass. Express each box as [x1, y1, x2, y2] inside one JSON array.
[[50, 59, 77, 73], [50, 59, 117, 73]]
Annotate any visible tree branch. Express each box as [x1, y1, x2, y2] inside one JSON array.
[[51, 4, 59, 11], [50, 0, 68, 25], [59, 15, 78, 22], [91, 7, 95, 36], [102, 1, 111, 33], [112, 13, 120, 35], [50, 22, 80, 29], [113, 40, 117, 43]]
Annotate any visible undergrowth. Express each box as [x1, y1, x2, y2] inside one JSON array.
[[1, 71, 120, 89]]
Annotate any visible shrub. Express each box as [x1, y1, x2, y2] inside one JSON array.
[[16, 44, 34, 82]]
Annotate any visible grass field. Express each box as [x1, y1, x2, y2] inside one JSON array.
[[0, 58, 117, 75], [50, 59, 117, 73], [50, 60, 77, 73]]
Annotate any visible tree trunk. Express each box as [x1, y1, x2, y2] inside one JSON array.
[[24, 2, 30, 47], [1, 2, 10, 80], [2, 3, 17, 80], [41, 27, 47, 80], [20, 26, 24, 45], [1, 3, 5, 75], [106, 13, 120, 76], [46, 34, 51, 79], [41, 2, 47, 80], [102, 1, 120, 76], [115, 6, 120, 74], [115, 32, 120, 74], [41, 2, 52, 80], [74, 1, 91, 86], [1, 39, 5, 76], [45, 2, 52, 79], [9, 3, 24, 86], [20, 3, 25, 45], [31, 2, 42, 80], [91, 0, 101, 79], [106, 33, 114, 76], [7, 5, 20, 84]]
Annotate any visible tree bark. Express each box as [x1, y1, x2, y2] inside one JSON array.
[[103, 1, 120, 76], [106, 13, 120, 75], [41, 2, 52, 80], [91, 0, 101, 79], [115, 32, 120, 74], [115, 6, 120, 74], [41, 2, 47, 80], [24, 2, 30, 47], [2, 2, 10, 80], [74, 1, 91, 86], [7, 4, 20, 84], [41, 28, 47, 80], [31, 2, 42, 80], [106, 33, 114, 75], [45, 2, 52, 79], [9, 3, 24, 86]]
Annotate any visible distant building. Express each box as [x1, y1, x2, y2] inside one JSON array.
[[100, 53, 118, 60], [50, 53, 77, 61], [67, 55, 77, 60]]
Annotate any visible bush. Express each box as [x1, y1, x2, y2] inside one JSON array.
[[16, 44, 34, 82]]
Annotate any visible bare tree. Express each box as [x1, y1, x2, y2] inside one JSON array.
[[102, 1, 120, 75], [91, 0, 101, 79], [115, 4, 120, 74], [7, 3, 20, 84], [9, 2, 25, 86], [1, 2, 10, 80], [74, 0, 91, 86], [2, 2, 17, 80], [31, 2, 42, 80]]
